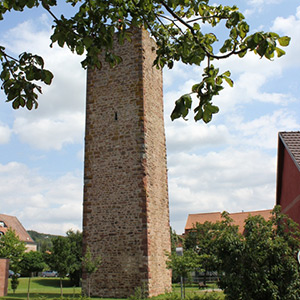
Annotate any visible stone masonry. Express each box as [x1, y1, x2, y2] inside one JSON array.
[[82, 28, 171, 298]]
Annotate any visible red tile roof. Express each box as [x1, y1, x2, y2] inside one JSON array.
[[279, 132, 300, 171], [184, 209, 272, 234], [0, 214, 35, 244]]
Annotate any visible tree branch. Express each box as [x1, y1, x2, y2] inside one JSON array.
[[160, 1, 249, 60], [186, 14, 228, 24]]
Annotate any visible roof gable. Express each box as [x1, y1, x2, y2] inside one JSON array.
[[279, 132, 300, 172], [276, 131, 300, 205], [0, 214, 35, 244]]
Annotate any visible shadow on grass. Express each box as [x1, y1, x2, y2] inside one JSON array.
[[4, 292, 81, 299], [32, 279, 74, 288]]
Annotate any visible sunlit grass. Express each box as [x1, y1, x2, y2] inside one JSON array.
[[4, 277, 81, 300], [1, 278, 224, 300]]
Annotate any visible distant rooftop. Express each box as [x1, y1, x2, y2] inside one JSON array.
[[184, 209, 272, 234], [0, 213, 35, 244]]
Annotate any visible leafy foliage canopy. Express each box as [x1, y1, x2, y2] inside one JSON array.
[[0, 0, 290, 123]]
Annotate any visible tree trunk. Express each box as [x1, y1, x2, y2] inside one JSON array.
[[88, 275, 91, 298], [27, 275, 31, 300], [60, 277, 63, 298]]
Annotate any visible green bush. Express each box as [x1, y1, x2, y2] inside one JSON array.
[[128, 284, 148, 300], [187, 293, 221, 300], [163, 292, 221, 300]]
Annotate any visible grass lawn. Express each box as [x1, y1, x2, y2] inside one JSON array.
[[1, 278, 224, 300], [3, 278, 82, 300]]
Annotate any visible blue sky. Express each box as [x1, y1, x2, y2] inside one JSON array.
[[0, 1, 300, 235]]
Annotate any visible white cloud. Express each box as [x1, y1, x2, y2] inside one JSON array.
[[233, 109, 300, 150], [0, 123, 11, 144], [271, 7, 300, 67], [244, 0, 283, 16], [1, 15, 86, 150], [13, 112, 84, 150], [249, 0, 282, 5], [169, 148, 276, 233], [166, 122, 230, 152], [0, 162, 82, 235]]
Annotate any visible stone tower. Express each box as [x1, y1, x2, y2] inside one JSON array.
[[82, 28, 171, 298]]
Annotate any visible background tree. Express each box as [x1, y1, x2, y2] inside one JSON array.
[[217, 206, 300, 300], [47, 236, 74, 297], [0, 228, 26, 273], [0, 0, 290, 124], [170, 227, 184, 283], [27, 230, 57, 252], [0, 228, 26, 294], [170, 227, 183, 254], [184, 212, 238, 285], [19, 251, 46, 300], [66, 230, 82, 287], [185, 221, 219, 285], [82, 246, 102, 298]]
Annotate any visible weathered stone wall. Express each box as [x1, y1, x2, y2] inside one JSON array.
[[82, 28, 171, 298], [0, 259, 9, 297]]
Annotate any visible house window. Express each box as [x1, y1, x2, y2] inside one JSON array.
[[0, 221, 6, 227]]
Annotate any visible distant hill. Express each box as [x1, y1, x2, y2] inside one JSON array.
[[27, 230, 59, 252]]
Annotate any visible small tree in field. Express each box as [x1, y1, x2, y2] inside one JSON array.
[[10, 275, 19, 294], [19, 251, 46, 300], [82, 246, 102, 298], [166, 249, 198, 299], [47, 236, 74, 298]]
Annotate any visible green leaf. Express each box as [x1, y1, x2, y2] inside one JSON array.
[[170, 94, 192, 121], [222, 70, 231, 77], [275, 47, 285, 58], [224, 76, 233, 87], [238, 50, 247, 58], [83, 37, 93, 48], [208, 104, 219, 114], [216, 77, 222, 85], [193, 23, 200, 31], [26, 0, 37, 8], [192, 84, 200, 93], [194, 108, 203, 121], [76, 44, 84, 55], [277, 36, 291, 47], [12, 98, 20, 109], [43, 70, 53, 85], [202, 110, 212, 123], [0, 69, 10, 81], [19, 96, 25, 107], [26, 99, 33, 110], [25, 70, 35, 81], [256, 40, 268, 57]]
